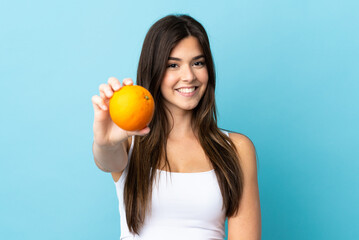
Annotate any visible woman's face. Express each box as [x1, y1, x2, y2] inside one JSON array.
[[161, 36, 208, 114]]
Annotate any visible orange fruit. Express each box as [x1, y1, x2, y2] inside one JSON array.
[[109, 85, 155, 131]]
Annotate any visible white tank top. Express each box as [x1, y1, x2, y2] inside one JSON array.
[[114, 131, 229, 240]]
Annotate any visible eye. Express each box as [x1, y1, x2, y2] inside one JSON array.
[[167, 63, 178, 68], [193, 61, 205, 67]]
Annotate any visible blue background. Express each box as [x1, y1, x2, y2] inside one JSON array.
[[1, 0, 358, 239]]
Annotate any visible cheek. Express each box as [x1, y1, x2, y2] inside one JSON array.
[[162, 72, 178, 85], [196, 67, 208, 81], [199, 71, 209, 86], [160, 83, 167, 98], [161, 73, 178, 94], [160, 77, 174, 98]]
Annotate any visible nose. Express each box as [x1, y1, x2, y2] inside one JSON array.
[[180, 64, 196, 81]]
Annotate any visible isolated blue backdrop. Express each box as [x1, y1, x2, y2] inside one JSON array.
[[1, 0, 358, 239]]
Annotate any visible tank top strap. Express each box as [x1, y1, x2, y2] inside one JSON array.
[[220, 129, 230, 137]]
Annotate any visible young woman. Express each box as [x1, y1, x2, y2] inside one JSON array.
[[91, 14, 261, 240]]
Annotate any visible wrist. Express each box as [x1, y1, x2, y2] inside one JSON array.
[[93, 140, 123, 151]]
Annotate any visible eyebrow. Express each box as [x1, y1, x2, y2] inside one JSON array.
[[168, 55, 205, 61]]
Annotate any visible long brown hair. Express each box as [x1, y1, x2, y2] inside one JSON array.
[[124, 14, 244, 234]]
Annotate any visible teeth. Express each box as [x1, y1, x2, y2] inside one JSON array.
[[177, 87, 195, 93]]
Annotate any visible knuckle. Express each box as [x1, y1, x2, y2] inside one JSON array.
[[108, 77, 117, 84], [92, 95, 100, 103], [101, 84, 111, 93], [123, 78, 133, 85], [99, 84, 107, 91]]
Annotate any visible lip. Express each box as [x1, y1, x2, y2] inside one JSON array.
[[175, 86, 198, 90], [175, 87, 198, 97]]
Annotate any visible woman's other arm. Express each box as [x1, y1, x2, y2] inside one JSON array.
[[228, 133, 261, 240]]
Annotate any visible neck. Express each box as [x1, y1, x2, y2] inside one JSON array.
[[165, 108, 197, 140]]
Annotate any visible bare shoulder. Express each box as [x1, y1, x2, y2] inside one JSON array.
[[228, 132, 257, 174], [111, 136, 132, 182], [228, 132, 256, 151]]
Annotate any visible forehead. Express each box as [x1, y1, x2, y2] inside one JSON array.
[[169, 36, 204, 58]]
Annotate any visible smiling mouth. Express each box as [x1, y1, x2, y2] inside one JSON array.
[[176, 87, 198, 93]]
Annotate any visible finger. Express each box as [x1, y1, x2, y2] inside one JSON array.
[[92, 95, 108, 111], [100, 91, 106, 99], [99, 83, 114, 98], [108, 77, 121, 91], [138, 127, 151, 135], [122, 78, 134, 86], [132, 126, 150, 136]]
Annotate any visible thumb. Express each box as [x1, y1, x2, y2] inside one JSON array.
[[136, 126, 151, 136]]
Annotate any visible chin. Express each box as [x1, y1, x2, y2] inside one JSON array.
[[164, 99, 201, 112], [181, 103, 200, 111]]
